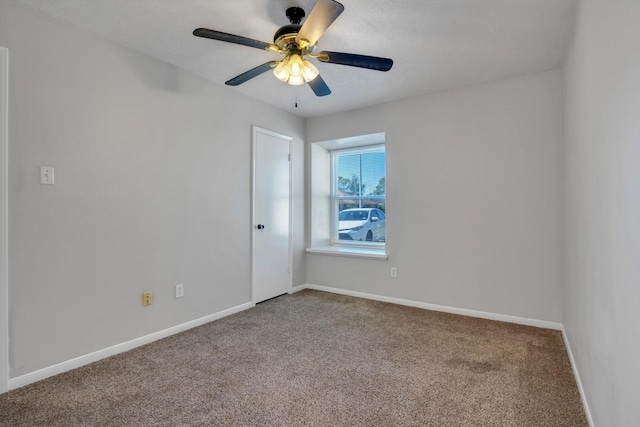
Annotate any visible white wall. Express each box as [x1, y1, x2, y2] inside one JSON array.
[[309, 144, 331, 247], [0, 46, 8, 393], [563, 1, 640, 425], [0, 2, 305, 378], [307, 70, 564, 323]]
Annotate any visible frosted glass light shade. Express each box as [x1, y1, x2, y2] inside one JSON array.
[[302, 60, 319, 82], [273, 61, 289, 82], [273, 53, 320, 86]]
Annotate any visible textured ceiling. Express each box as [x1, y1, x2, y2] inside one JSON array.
[[18, 0, 576, 118]]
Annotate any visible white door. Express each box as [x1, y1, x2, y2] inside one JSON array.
[[251, 127, 292, 303], [0, 47, 8, 393]]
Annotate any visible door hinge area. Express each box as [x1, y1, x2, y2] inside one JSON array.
[[288, 154, 291, 161]]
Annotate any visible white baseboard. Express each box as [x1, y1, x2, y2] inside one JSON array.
[[297, 284, 564, 330], [9, 301, 255, 390], [562, 329, 594, 426], [289, 284, 307, 294]]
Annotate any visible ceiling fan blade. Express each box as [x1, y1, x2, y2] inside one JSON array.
[[296, 0, 344, 48], [225, 61, 279, 86], [193, 28, 274, 51], [308, 75, 331, 97], [316, 51, 393, 71]]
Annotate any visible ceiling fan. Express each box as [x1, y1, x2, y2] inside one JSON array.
[[193, 0, 393, 97]]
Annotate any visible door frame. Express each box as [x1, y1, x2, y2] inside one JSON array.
[[250, 126, 293, 303], [0, 47, 8, 393]]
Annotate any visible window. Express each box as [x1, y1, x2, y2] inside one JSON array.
[[332, 145, 386, 246], [307, 132, 387, 259]]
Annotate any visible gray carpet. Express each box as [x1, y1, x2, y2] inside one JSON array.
[[0, 289, 587, 426]]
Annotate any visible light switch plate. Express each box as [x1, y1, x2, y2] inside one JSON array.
[[40, 166, 54, 185]]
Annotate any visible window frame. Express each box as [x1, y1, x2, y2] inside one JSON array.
[[330, 144, 386, 248]]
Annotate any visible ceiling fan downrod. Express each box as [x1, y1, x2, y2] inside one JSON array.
[[286, 7, 305, 25]]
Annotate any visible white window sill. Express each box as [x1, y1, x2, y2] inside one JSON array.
[[306, 245, 388, 260]]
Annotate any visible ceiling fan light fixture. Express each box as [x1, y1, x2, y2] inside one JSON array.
[[194, 0, 393, 96], [273, 52, 319, 86]]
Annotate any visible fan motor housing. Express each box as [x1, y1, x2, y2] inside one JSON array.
[[273, 24, 301, 45]]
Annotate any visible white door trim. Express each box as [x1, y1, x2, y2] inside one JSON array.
[[251, 126, 293, 303], [0, 47, 9, 394]]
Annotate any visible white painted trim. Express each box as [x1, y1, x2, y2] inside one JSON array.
[[314, 132, 385, 151], [9, 301, 254, 390], [287, 138, 293, 294], [329, 143, 386, 248], [297, 284, 564, 330], [0, 47, 8, 394], [306, 245, 388, 260], [562, 329, 594, 426]]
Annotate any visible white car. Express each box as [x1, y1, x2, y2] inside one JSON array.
[[338, 208, 386, 242]]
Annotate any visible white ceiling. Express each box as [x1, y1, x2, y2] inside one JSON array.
[[18, 0, 577, 118]]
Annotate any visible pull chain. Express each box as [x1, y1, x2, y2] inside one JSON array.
[[295, 89, 298, 108]]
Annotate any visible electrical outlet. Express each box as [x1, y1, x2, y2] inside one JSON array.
[[175, 283, 184, 299], [142, 291, 153, 306], [40, 166, 54, 185], [390, 267, 397, 278]]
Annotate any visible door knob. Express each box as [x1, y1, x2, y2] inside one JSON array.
[[257, 224, 265, 230]]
